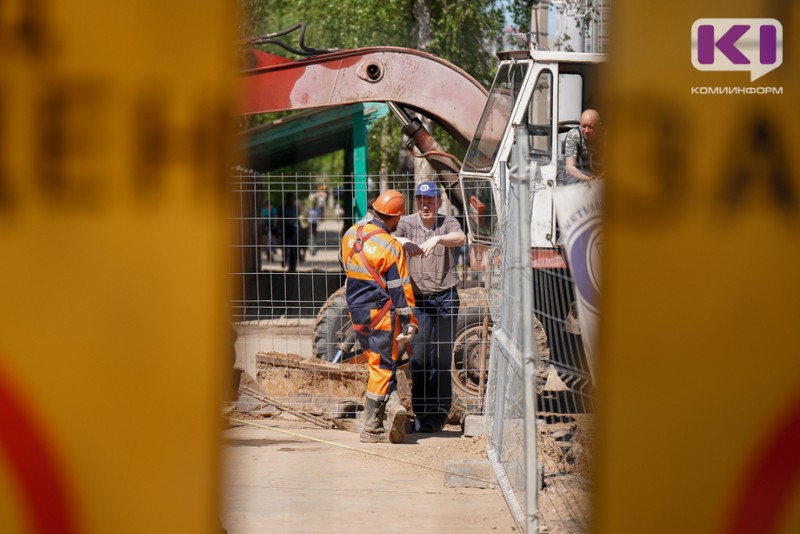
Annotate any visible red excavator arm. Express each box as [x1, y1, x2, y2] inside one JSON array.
[[239, 46, 488, 211], [239, 46, 488, 148]]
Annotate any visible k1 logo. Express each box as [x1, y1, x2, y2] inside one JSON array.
[[691, 18, 783, 81]]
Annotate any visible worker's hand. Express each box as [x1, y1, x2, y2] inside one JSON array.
[[419, 236, 440, 257], [395, 324, 417, 344], [402, 242, 423, 257]]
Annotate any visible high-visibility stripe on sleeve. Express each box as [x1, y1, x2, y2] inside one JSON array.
[[386, 277, 410, 289], [396, 307, 413, 316]]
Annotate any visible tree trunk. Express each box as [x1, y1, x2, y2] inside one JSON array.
[[408, 0, 435, 184], [379, 124, 391, 192], [413, 0, 432, 51]]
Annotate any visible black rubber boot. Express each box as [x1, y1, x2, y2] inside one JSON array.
[[360, 397, 387, 443]]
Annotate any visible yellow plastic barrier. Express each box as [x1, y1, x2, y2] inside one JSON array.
[[600, 3, 800, 533], [0, 3, 236, 532]]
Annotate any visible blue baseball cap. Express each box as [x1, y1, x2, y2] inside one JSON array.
[[414, 181, 440, 197]]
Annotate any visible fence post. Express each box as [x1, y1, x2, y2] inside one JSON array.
[[512, 125, 539, 533]]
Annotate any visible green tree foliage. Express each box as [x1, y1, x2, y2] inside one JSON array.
[[240, 0, 413, 56], [504, 0, 601, 49], [426, 1, 504, 87]]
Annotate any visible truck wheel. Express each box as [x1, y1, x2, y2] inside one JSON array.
[[450, 296, 492, 418], [449, 288, 550, 421], [312, 286, 360, 362]]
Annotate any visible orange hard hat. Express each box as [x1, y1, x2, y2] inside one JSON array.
[[372, 190, 406, 216]]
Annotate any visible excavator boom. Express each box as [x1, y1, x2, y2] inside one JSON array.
[[239, 46, 488, 148]]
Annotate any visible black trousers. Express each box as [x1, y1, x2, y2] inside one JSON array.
[[409, 287, 459, 428]]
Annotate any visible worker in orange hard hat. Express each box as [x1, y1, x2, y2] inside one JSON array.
[[340, 190, 418, 443]]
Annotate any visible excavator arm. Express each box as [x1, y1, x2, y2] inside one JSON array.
[[239, 46, 489, 210], [239, 46, 488, 147]]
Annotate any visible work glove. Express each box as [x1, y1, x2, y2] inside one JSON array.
[[395, 323, 417, 344]]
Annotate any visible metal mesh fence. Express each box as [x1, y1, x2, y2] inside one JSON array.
[[227, 165, 594, 532], [227, 170, 477, 419], [483, 129, 594, 533]]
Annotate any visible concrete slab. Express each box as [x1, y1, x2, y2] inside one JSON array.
[[463, 415, 485, 437]]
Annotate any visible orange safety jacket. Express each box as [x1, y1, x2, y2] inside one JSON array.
[[341, 219, 417, 399], [340, 220, 417, 332]]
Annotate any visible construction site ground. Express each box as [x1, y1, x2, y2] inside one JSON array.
[[223, 337, 520, 533], [220, 414, 520, 533], [225, 336, 591, 534]]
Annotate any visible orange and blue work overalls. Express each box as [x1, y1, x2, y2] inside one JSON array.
[[340, 220, 417, 403]]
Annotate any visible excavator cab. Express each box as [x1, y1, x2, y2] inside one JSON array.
[[459, 50, 604, 252], [458, 50, 605, 398]]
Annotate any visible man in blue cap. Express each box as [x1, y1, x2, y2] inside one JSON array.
[[394, 181, 466, 432]]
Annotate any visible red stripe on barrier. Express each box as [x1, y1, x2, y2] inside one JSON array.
[[725, 390, 800, 534], [0, 365, 78, 533]]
